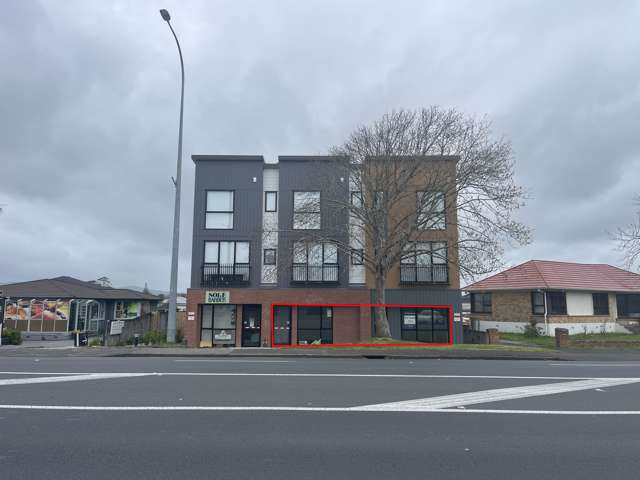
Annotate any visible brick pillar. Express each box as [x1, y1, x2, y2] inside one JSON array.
[[359, 305, 372, 342], [185, 289, 202, 348], [235, 305, 243, 347], [261, 302, 271, 347], [291, 306, 298, 345]]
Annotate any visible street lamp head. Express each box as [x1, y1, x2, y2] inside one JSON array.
[[159, 9, 171, 22]]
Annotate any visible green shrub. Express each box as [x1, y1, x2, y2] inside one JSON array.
[[523, 320, 539, 338], [2, 327, 22, 345], [143, 329, 166, 345], [89, 337, 102, 347]]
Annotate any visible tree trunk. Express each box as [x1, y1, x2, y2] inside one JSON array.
[[374, 272, 391, 338]]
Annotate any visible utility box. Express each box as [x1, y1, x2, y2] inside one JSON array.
[[555, 328, 569, 348]]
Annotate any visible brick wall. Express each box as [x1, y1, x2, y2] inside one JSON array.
[[185, 288, 371, 347], [470, 291, 618, 325]]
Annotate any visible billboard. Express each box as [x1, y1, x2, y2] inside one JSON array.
[[3, 299, 69, 331]]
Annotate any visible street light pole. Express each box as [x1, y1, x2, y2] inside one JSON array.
[[160, 8, 183, 343]]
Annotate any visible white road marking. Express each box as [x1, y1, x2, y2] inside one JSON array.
[[0, 404, 639, 415], [549, 363, 640, 367], [356, 378, 640, 411], [0, 373, 154, 387], [173, 360, 291, 363], [0, 372, 618, 380]]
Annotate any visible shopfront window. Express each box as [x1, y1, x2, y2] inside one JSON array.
[[297, 306, 333, 344], [200, 304, 237, 347], [401, 307, 449, 343]]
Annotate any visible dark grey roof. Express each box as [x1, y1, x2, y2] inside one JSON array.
[[365, 155, 459, 162], [0, 276, 161, 301], [191, 155, 264, 163], [278, 155, 348, 162]]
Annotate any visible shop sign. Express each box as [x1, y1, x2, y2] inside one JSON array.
[[402, 313, 416, 326], [214, 330, 232, 341], [205, 291, 230, 304], [110, 320, 125, 335]]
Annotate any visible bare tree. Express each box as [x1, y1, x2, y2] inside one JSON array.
[[297, 107, 530, 337], [615, 195, 640, 271]]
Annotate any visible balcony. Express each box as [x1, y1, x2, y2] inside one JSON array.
[[291, 264, 339, 286], [400, 264, 449, 284], [201, 263, 250, 287]]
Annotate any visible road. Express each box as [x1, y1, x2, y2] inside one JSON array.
[[1, 355, 640, 479]]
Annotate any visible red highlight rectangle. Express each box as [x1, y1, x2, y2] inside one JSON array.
[[270, 303, 453, 348]]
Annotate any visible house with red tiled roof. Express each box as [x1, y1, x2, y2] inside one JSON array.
[[463, 260, 640, 335]]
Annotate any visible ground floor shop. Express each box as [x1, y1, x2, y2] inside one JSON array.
[[185, 288, 462, 347]]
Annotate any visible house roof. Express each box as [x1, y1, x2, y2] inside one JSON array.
[[464, 260, 640, 293], [0, 276, 161, 301]]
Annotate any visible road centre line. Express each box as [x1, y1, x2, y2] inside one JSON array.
[[1, 404, 640, 415], [356, 377, 640, 411]]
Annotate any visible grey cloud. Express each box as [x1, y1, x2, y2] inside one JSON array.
[[1, 0, 639, 290]]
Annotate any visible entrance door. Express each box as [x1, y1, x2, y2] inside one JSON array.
[[242, 305, 261, 347], [273, 306, 291, 345]]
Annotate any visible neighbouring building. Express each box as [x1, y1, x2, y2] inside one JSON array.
[[1, 276, 161, 340], [185, 155, 463, 348], [464, 260, 640, 335]]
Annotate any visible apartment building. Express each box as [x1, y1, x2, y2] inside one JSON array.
[[185, 155, 462, 347]]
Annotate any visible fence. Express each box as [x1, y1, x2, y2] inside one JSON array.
[[105, 311, 186, 346]]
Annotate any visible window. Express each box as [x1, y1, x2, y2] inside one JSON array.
[[401, 308, 449, 343], [294, 242, 337, 265], [351, 249, 364, 265], [265, 191, 277, 212], [350, 191, 363, 208], [417, 191, 446, 230], [293, 191, 320, 229], [400, 242, 448, 283], [593, 293, 609, 315], [547, 291, 567, 315], [206, 191, 234, 229], [204, 241, 250, 265], [470, 293, 492, 314], [292, 241, 338, 282], [297, 306, 333, 344], [263, 248, 277, 266], [200, 304, 237, 346], [114, 301, 140, 320], [531, 291, 545, 315]]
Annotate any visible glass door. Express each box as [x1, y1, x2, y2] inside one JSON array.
[[242, 305, 261, 347], [273, 306, 291, 345]]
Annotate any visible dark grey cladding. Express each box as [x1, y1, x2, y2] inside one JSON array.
[[190, 155, 265, 288], [277, 156, 351, 288]]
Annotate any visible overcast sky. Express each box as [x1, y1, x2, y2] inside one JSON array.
[[1, 0, 639, 291]]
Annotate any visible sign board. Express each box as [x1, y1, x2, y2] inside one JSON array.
[[110, 320, 125, 335], [214, 330, 232, 341], [187, 311, 195, 321], [205, 291, 230, 304], [402, 313, 416, 326], [454, 313, 461, 322]]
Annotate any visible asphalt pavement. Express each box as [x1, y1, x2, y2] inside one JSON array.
[[1, 356, 640, 479]]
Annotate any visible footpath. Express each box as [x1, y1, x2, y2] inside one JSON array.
[[4, 343, 640, 362]]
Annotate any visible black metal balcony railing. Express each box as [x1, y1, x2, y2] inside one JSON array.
[[201, 263, 250, 287], [400, 264, 449, 284], [291, 264, 339, 285]]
